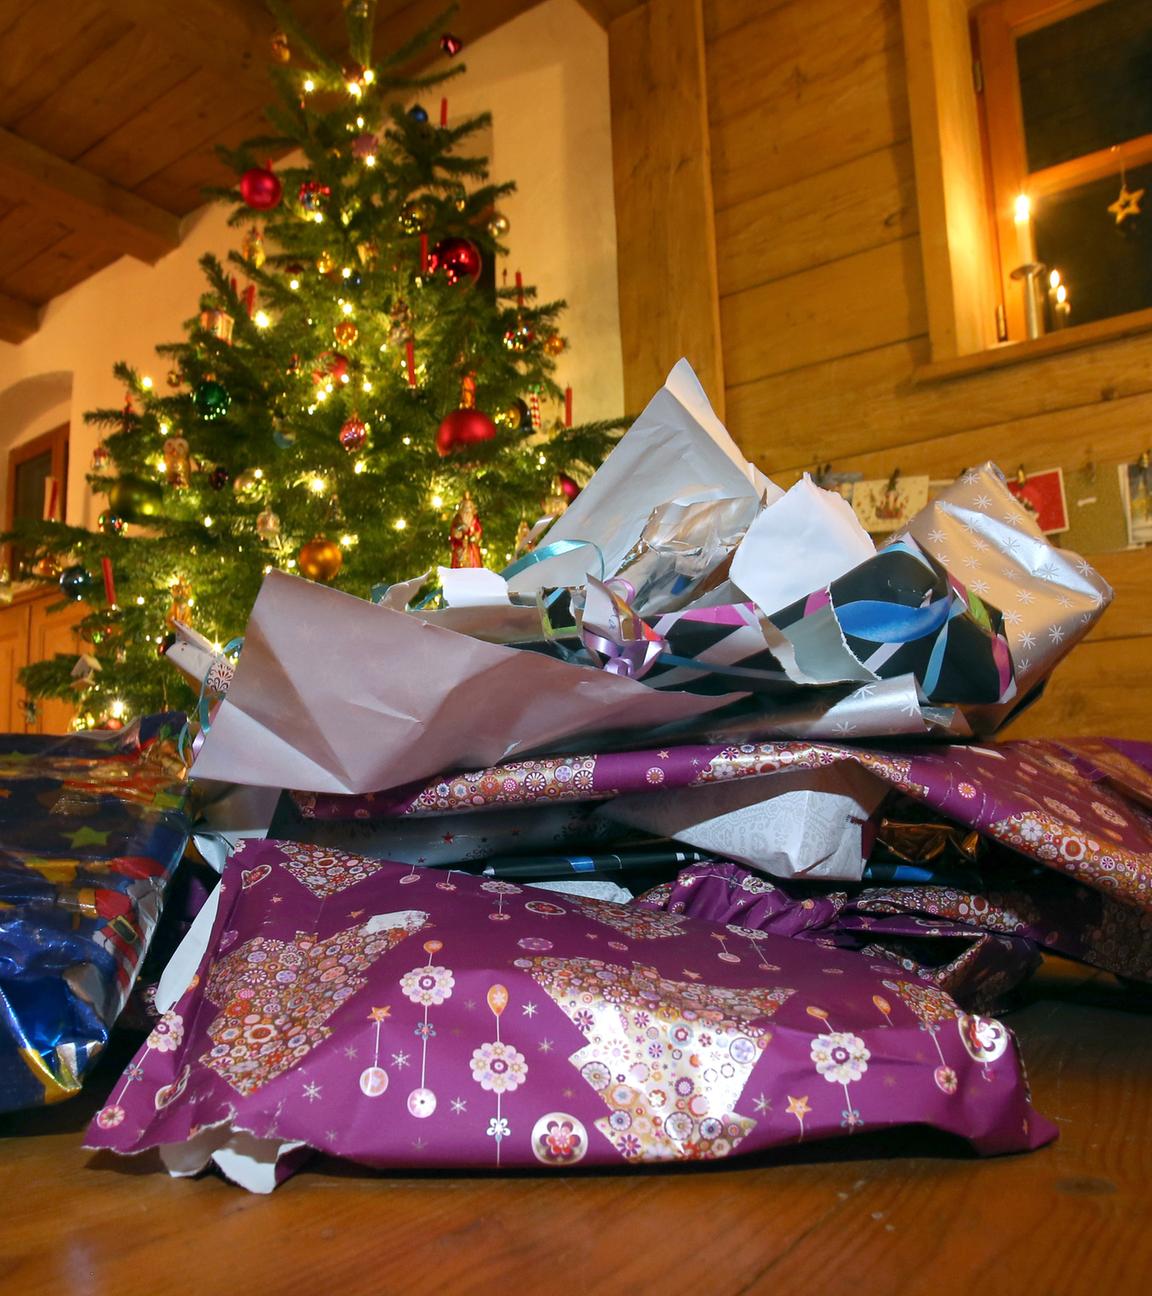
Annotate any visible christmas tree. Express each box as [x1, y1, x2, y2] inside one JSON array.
[[4, 0, 620, 728]]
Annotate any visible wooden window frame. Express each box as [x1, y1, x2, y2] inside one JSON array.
[[974, 0, 1152, 343], [3, 423, 69, 574], [901, 0, 1152, 378]]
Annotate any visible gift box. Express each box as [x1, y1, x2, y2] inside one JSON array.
[[0, 715, 191, 1112], [85, 839, 1053, 1190]]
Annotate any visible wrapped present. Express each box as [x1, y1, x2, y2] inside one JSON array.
[[85, 840, 1052, 1191], [184, 363, 1111, 794], [0, 716, 191, 1112]]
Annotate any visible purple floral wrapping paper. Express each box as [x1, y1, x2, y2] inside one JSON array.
[[293, 737, 1152, 904], [84, 840, 1053, 1187]]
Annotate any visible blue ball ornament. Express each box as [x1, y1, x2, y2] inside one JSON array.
[[408, 104, 429, 124], [59, 564, 94, 601]]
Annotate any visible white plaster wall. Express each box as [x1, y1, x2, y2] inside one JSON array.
[[0, 0, 622, 528]]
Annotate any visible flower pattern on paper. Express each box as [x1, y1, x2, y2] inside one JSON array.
[[200, 912, 426, 1095], [277, 843, 388, 897], [401, 965, 455, 1007], [526, 955, 793, 1162], [531, 1112, 587, 1166], [562, 896, 688, 941], [147, 1011, 184, 1053], [470, 1040, 528, 1094], [405, 755, 598, 813], [810, 1032, 870, 1085]]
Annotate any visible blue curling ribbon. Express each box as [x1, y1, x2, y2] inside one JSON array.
[[177, 635, 244, 765], [499, 538, 606, 584], [835, 596, 951, 644]]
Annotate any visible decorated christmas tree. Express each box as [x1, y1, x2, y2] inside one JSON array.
[[4, 0, 620, 727]]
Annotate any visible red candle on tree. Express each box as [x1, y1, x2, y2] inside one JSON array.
[[439, 97, 448, 127], [564, 386, 573, 427], [420, 233, 429, 273], [515, 270, 524, 309], [406, 340, 416, 387], [101, 557, 117, 607]]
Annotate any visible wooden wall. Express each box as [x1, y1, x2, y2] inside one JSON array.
[[610, 0, 1152, 740]]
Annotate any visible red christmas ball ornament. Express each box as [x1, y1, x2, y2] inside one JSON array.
[[239, 166, 282, 211], [556, 472, 582, 503], [429, 237, 482, 287], [313, 351, 350, 385], [440, 32, 464, 56], [436, 407, 497, 457], [339, 415, 368, 452]]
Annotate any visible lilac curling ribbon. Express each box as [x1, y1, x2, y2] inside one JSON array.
[[177, 636, 243, 765], [582, 628, 667, 679]]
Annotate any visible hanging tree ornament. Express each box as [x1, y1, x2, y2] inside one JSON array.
[[448, 490, 483, 568], [298, 536, 343, 582], [239, 165, 282, 211], [166, 368, 183, 388], [199, 308, 234, 344], [399, 198, 435, 234], [209, 465, 231, 491], [339, 414, 368, 452], [440, 32, 464, 56], [97, 510, 125, 535], [333, 319, 359, 347], [316, 249, 337, 275], [163, 436, 193, 487], [90, 441, 111, 471], [298, 180, 331, 214], [256, 506, 282, 545], [543, 332, 566, 357], [389, 299, 413, 347], [59, 564, 95, 601], [408, 103, 429, 124], [242, 225, 266, 268], [429, 237, 482, 287], [166, 577, 193, 628], [270, 29, 290, 62], [436, 375, 497, 457], [495, 398, 531, 431], [487, 211, 510, 239], [192, 378, 230, 420], [1109, 171, 1145, 226]]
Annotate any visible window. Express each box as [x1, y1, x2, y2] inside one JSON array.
[[3, 424, 68, 577], [974, 0, 1152, 341]]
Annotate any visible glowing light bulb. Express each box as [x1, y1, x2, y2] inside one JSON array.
[[339, 373, 349, 384], [316, 388, 328, 402], [309, 475, 327, 494], [286, 559, 297, 569], [363, 69, 375, 84], [135, 595, 145, 605], [254, 309, 271, 328], [431, 494, 443, 508], [110, 699, 127, 719], [393, 518, 407, 530], [353, 460, 367, 474], [141, 375, 153, 390], [289, 277, 300, 291], [355, 116, 365, 128], [340, 533, 358, 547], [303, 78, 315, 94], [342, 267, 352, 279], [253, 468, 264, 479], [159, 421, 169, 435], [341, 301, 354, 315], [402, 435, 411, 446], [203, 515, 214, 527], [365, 154, 376, 168], [361, 379, 373, 393], [313, 212, 324, 224]]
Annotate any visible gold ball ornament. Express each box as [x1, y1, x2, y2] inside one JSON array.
[[333, 319, 359, 347], [270, 30, 291, 62], [543, 332, 566, 357], [487, 211, 510, 239], [316, 250, 336, 275], [232, 468, 261, 495], [298, 536, 343, 583], [398, 198, 435, 235]]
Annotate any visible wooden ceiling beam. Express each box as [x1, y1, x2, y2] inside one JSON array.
[[98, 0, 278, 94], [0, 289, 41, 345], [0, 128, 182, 265]]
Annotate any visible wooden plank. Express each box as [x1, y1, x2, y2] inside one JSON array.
[[609, 0, 725, 416], [724, 330, 1152, 472], [707, 0, 909, 209], [999, 636, 1152, 739], [11, 27, 194, 167], [704, 0, 795, 43], [0, 287, 39, 343], [0, 127, 180, 264], [0, 202, 71, 278], [133, 106, 272, 213], [1, 230, 121, 306], [0, 1, 128, 128], [901, 0, 1001, 360], [754, 387, 1152, 499], [716, 141, 918, 297], [1085, 549, 1152, 644], [720, 237, 927, 388]]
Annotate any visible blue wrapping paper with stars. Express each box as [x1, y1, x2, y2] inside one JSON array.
[[0, 715, 191, 1113]]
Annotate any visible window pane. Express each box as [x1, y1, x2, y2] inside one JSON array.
[[1033, 160, 1152, 327], [1017, 0, 1152, 172]]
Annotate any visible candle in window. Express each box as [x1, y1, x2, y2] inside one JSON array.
[[1055, 283, 1070, 327], [1013, 193, 1033, 267]]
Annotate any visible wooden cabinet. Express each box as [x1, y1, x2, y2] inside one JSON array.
[[0, 588, 86, 735]]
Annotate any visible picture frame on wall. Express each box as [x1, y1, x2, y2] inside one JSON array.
[[1120, 460, 1152, 547], [1008, 467, 1069, 536]]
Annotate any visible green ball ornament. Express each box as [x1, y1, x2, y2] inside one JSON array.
[[97, 511, 125, 535], [108, 476, 163, 522], [59, 564, 95, 601], [398, 198, 435, 235], [192, 378, 231, 421]]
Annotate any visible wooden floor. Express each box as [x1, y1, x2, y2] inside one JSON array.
[[2, 958, 1150, 1295]]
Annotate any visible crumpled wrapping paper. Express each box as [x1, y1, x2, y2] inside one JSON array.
[[0, 716, 191, 1113], [186, 363, 1112, 795], [84, 839, 1052, 1190]]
